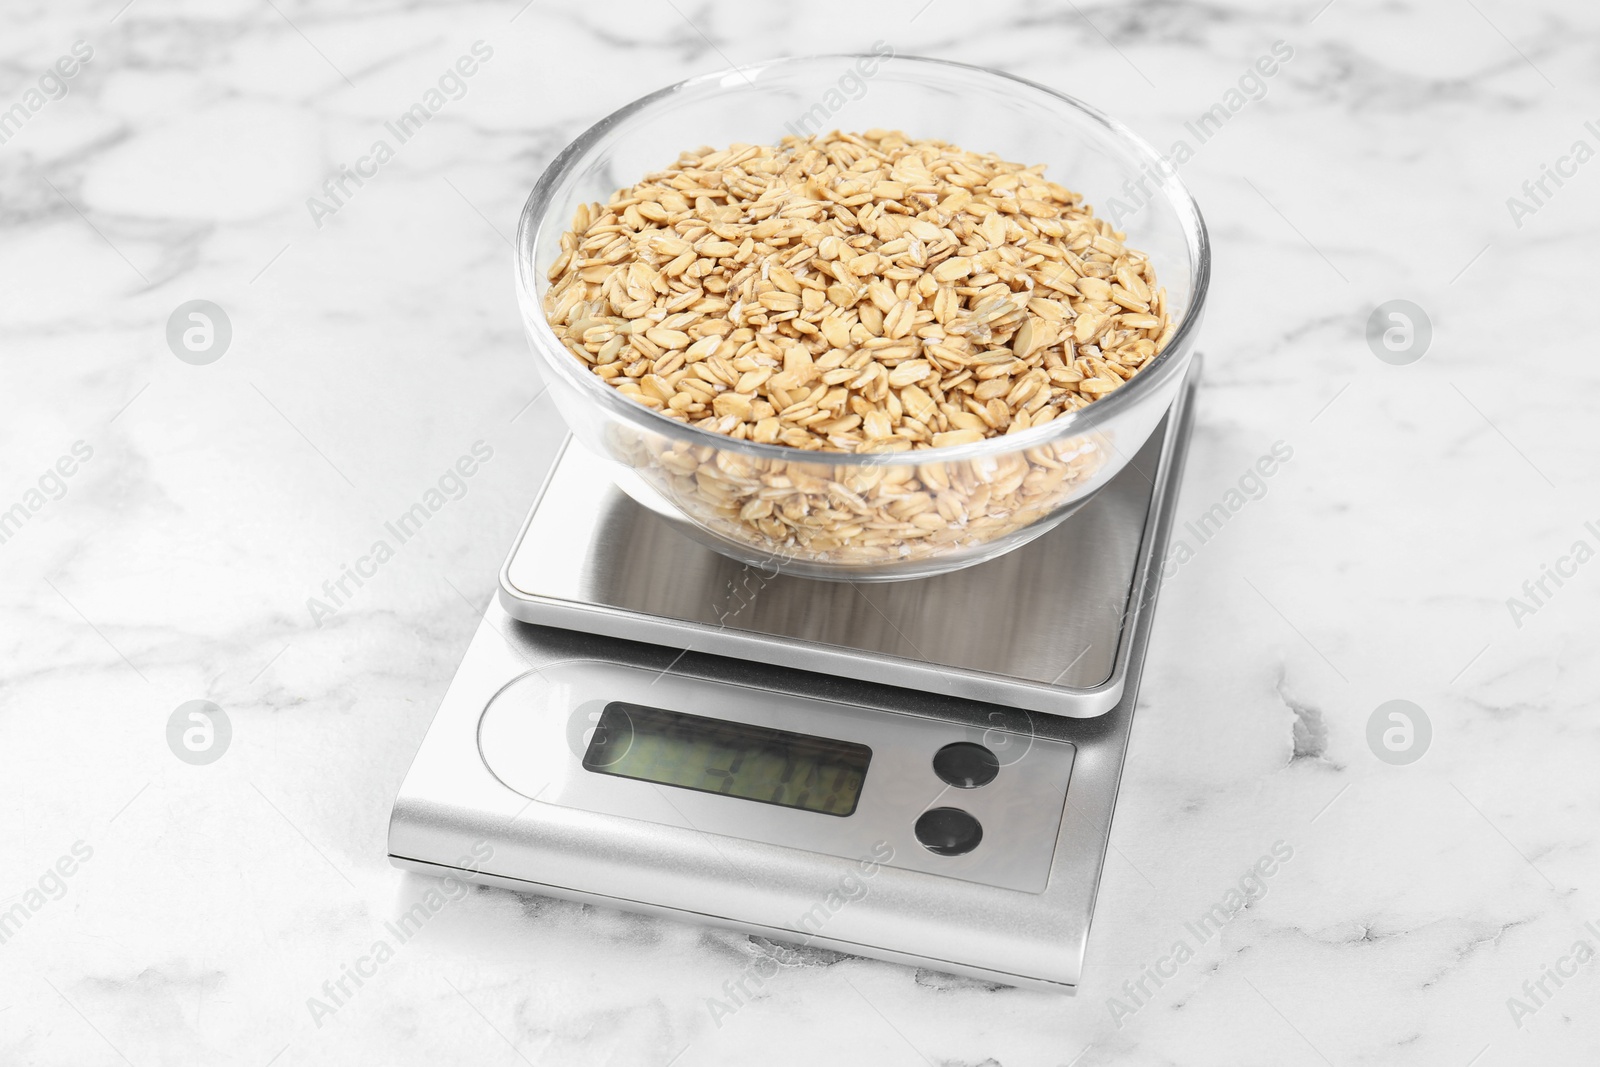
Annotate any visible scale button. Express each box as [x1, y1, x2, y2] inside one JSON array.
[[932, 742, 1000, 789], [914, 807, 983, 856]]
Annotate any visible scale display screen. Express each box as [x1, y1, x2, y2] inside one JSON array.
[[581, 701, 871, 817]]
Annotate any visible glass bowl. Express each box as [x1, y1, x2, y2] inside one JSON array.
[[514, 53, 1208, 581]]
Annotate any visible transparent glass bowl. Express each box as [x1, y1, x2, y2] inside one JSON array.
[[515, 54, 1208, 581]]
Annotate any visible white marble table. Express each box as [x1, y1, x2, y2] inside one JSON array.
[[4, 0, 1599, 1063]]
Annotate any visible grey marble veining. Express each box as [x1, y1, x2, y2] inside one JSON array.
[[4, 0, 1600, 1064]]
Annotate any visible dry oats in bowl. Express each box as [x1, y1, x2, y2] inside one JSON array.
[[515, 54, 1208, 581]]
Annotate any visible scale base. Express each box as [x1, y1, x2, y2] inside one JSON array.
[[388, 363, 1198, 992]]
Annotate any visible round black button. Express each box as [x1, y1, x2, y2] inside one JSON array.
[[932, 742, 1000, 788], [914, 807, 983, 856]]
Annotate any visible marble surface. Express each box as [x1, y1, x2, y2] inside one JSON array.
[[4, 0, 1600, 1063]]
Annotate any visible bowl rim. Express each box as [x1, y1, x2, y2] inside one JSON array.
[[514, 52, 1210, 467]]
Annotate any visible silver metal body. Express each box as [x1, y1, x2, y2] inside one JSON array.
[[389, 364, 1197, 992]]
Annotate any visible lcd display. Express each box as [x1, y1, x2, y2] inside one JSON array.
[[581, 701, 871, 817]]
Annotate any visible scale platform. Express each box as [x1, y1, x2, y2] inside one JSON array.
[[499, 423, 1161, 717], [388, 362, 1196, 992]]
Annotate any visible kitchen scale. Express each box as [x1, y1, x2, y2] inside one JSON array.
[[388, 361, 1198, 992]]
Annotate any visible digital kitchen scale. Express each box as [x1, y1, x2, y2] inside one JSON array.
[[388, 361, 1198, 992]]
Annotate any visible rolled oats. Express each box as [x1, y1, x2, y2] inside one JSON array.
[[542, 130, 1175, 568]]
